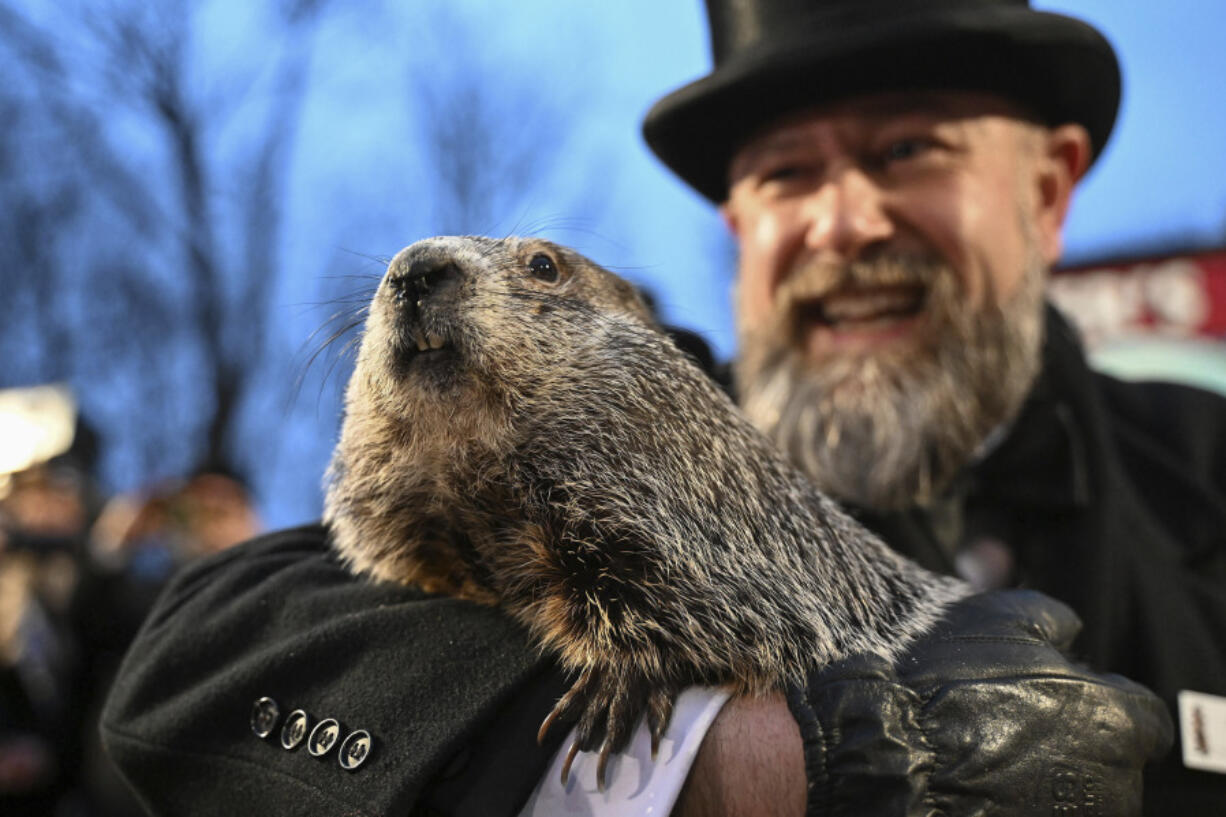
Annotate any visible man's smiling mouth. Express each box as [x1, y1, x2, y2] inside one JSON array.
[[797, 283, 927, 327]]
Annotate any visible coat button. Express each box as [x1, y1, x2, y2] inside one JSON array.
[[281, 710, 310, 750], [250, 697, 281, 739], [338, 730, 373, 771], [308, 718, 341, 757]]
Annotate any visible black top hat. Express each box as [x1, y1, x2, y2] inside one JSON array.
[[642, 0, 1121, 202]]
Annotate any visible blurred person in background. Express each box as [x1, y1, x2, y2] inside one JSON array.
[[0, 382, 261, 816], [0, 385, 100, 816], [88, 467, 261, 585]]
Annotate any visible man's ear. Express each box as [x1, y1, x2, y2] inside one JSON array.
[[719, 202, 741, 237], [1034, 123, 1092, 265]]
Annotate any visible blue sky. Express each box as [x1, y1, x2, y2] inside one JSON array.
[[1035, 0, 1226, 258]]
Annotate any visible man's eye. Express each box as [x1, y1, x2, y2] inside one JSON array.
[[757, 163, 814, 187], [763, 165, 801, 181], [881, 138, 934, 164]]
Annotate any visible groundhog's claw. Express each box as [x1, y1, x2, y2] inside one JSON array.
[[646, 688, 675, 759], [539, 665, 680, 790], [538, 667, 593, 746], [559, 740, 581, 786], [596, 741, 613, 792]]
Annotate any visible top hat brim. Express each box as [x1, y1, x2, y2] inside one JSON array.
[[642, 5, 1121, 202]]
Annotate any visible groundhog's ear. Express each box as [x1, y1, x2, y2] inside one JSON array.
[[664, 326, 719, 381], [618, 280, 660, 329]]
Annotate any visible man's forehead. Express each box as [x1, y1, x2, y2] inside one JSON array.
[[732, 91, 1033, 158]]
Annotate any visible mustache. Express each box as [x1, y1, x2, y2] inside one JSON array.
[[774, 252, 949, 305]]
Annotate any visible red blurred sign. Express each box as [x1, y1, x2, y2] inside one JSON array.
[[1050, 248, 1226, 348]]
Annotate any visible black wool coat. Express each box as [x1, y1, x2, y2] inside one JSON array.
[[101, 306, 1226, 816]]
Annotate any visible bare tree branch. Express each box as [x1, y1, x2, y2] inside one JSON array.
[[406, 6, 573, 236]]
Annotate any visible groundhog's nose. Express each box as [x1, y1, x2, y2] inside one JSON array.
[[410, 258, 459, 300], [409, 257, 458, 291], [388, 257, 461, 311]]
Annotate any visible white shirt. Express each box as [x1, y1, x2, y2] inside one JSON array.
[[519, 687, 731, 816]]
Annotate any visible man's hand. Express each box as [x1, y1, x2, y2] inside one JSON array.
[[675, 590, 1173, 816]]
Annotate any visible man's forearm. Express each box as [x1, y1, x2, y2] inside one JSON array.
[[673, 693, 805, 817]]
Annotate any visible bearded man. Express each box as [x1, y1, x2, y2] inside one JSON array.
[[102, 1, 1223, 815]]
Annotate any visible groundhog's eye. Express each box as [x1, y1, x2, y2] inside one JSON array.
[[528, 253, 560, 284]]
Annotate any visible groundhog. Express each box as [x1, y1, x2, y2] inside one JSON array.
[[324, 235, 968, 787]]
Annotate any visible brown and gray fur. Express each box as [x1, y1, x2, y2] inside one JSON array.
[[324, 235, 968, 783]]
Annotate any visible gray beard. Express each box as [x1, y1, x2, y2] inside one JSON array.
[[735, 253, 1045, 510]]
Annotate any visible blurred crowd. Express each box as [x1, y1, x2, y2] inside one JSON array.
[[0, 384, 260, 816]]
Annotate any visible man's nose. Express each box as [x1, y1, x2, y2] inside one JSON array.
[[800, 168, 893, 258]]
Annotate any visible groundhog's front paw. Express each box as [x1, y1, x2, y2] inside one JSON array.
[[537, 665, 677, 790]]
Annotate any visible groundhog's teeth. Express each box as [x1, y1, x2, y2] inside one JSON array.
[[427, 333, 446, 350], [414, 331, 429, 352]]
